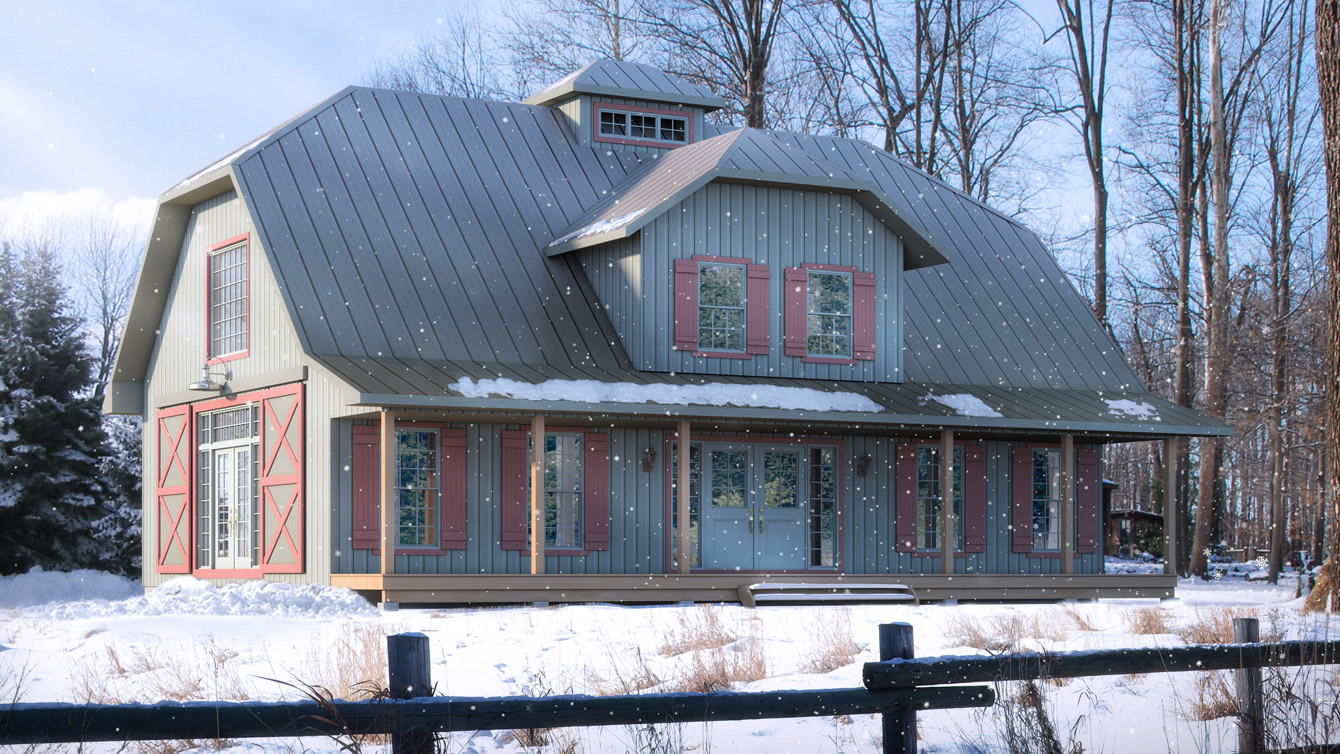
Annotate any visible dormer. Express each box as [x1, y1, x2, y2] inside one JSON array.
[[524, 59, 728, 153]]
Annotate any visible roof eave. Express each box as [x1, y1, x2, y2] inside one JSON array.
[[524, 82, 728, 111], [351, 393, 1234, 438]]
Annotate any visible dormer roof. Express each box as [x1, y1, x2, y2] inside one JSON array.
[[544, 128, 952, 269], [524, 59, 728, 111]]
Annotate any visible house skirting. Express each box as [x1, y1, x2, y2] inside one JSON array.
[[329, 572, 1176, 606]]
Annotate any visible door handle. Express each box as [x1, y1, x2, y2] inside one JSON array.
[[749, 514, 754, 534], [759, 518, 764, 535]]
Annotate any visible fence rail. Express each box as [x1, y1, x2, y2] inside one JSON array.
[[2, 618, 1337, 754]]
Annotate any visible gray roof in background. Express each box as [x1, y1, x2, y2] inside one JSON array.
[[523, 59, 728, 110], [544, 129, 952, 269], [113, 60, 1225, 436]]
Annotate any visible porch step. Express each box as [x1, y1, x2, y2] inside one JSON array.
[[738, 582, 919, 608]]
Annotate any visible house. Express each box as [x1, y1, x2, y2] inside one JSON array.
[[105, 60, 1228, 605]]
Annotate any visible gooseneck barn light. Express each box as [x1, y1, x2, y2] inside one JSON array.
[[188, 363, 230, 392]]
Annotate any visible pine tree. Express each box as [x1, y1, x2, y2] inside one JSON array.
[[0, 242, 111, 574]]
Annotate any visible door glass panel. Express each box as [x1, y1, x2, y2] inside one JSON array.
[[763, 452, 799, 508], [809, 447, 837, 567], [670, 443, 702, 567], [710, 450, 747, 507], [215, 451, 231, 558], [235, 448, 251, 561]]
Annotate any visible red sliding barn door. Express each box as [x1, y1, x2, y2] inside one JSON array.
[[258, 384, 304, 573], [155, 405, 192, 574]]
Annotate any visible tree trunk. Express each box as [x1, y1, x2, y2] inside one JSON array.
[[1305, 0, 1340, 611]]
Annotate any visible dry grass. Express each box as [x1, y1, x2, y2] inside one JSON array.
[[658, 604, 736, 656], [669, 614, 768, 693], [1175, 607, 1282, 645], [1061, 605, 1098, 632], [1186, 671, 1238, 720], [587, 645, 662, 696], [1124, 607, 1175, 635], [799, 607, 864, 674], [301, 621, 392, 701], [944, 610, 1069, 652]]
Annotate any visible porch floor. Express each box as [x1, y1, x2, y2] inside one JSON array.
[[329, 572, 1176, 606]]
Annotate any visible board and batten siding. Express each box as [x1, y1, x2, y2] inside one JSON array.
[[579, 183, 905, 381], [141, 189, 362, 589], [334, 425, 1101, 577], [555, 95, 705, 153]]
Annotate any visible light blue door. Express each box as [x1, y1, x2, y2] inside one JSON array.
[[701, 447, 752, 569], [755, 448, 807, 571], [699, 445, 810, 571]]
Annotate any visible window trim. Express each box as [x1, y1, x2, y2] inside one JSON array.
[[911, 443, 966, 556], [1012, 442, 1098, 559], [593, 102, 694, 148], [196, 403, 261, 573], [394, 425, 443, 551], [529, 430, 586, 551], [804, 267, 854, 361], [509, 425, 606, 556], [205, 233, 250, 363], [695, 258, 748, 358]]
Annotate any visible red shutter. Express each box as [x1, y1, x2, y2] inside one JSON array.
[[1011, 446, 1034, 553], [441, 428, 468, 549], [155, 405, 192, 574], [784, 267, 807, 356], [673, 258, 699, 351], [894, 443, 917, 552], [351, 426, 380, 551], [853, 271, 876, 361], [964, 445, 987, 553], [500, 430, 529, 550], [745, 263, 770, 355], [583, 432, 610, 551], [259, 384, 304, 573], [1077, 448, 1099, 554]]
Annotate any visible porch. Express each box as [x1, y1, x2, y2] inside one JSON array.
[[330, 572, 1178, 606]]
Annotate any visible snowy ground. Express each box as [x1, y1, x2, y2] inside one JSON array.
[[2, 561, 1338, 753]]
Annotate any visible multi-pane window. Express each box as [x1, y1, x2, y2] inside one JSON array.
[[1032, 448, 1063, 550], [916, 446, 964, 550], [598, 108, 688, 144], [806, 271, 852, 357], [669, 443, 703, 567], [209, 241, 248, 358], [698, 263, 745, 351], [763, 452, 799, 508], [710, 450, 748, 508], [808, 447, 838, 567], [197, 405, 259, 570], [396, 429, 439, 547], [527, 433, 583, 549]]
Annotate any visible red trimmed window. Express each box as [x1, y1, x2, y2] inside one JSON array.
[[784, 264, 875, 364], [1010, 445, 1099, 555], [594, 103, 691, 147], [500, 428, 610, 553], [351, 422, 467, 554], [894, 442, 986, 554], [673, 255, 769, 358], [207, 235, 249, 361]]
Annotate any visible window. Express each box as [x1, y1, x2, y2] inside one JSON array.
[[595, 105, 689, 146], [528, 433, 584, 549], [208, 238, 248, 359], [1031, 448, 1063, 550], [915, 446, 963, 550], [669, 443, 703, 567], [396, 429, 439, 547], [698, 263, 745, 351], [806, 271, 852, 357], [808, 447, 838, 567], [197, 404, 259, 570]]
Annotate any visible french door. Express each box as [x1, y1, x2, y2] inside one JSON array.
[[699, 444, 811, 571], [198, 405, 259, 571]]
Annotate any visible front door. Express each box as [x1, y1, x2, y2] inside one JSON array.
[[699, 444, 810, 571], [210, 445, 254, 570]]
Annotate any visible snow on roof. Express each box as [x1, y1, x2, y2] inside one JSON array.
[[920, 392, 1003, 418], [1105, 399, 1161, 422], [449, 377, 883, 413]]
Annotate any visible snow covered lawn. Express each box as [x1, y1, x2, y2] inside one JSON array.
[[2, 564, 1337, 753]]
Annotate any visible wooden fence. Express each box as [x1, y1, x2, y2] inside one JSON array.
[[1, 619, 1336, 753]]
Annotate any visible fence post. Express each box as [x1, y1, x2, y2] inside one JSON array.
[[1234, 617, 1264, 754], [387, 632, 434, 754], [879, 622, 916, 754]]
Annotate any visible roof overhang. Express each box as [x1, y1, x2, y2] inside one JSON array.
[[544, 168, 952, 270]]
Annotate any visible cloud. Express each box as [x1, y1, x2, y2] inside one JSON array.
[[0, 188, 156, 242]]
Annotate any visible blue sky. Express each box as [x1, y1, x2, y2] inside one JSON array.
[[0, 0, 463, 233]]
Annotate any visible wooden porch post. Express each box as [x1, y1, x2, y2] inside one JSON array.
[[1061, 434, 1075, 574], [677, 420, 692, 575], [379, 409, 397, 602], [1164, 436, 1178, 577], [940, 429, 954, 575], [531, 415, 545, 576]]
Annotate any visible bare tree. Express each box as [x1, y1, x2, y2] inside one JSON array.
[[639, 0, 790, 127], [505, 0, 652, 96], [365, 9, 518, 100], [1305, 0, 1340, 611], [71, 217, 140, 402]]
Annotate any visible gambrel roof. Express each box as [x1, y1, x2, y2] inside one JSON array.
[[108, 69, 1230, 438]]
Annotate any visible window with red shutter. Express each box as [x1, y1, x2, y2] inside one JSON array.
[[499, 428, 611, 553]]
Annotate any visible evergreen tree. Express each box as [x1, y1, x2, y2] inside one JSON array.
[[0, 241, 111, 574]]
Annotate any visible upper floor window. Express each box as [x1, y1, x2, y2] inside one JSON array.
[[595, 104, 689, 147], [806, 271, 852, 357], [698, 263, 745, 351], [208, 235, 249, 359]]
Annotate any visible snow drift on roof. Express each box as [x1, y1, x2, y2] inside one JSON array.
[[450, 377, 883, 413], [920, 392, 1003, 418]]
